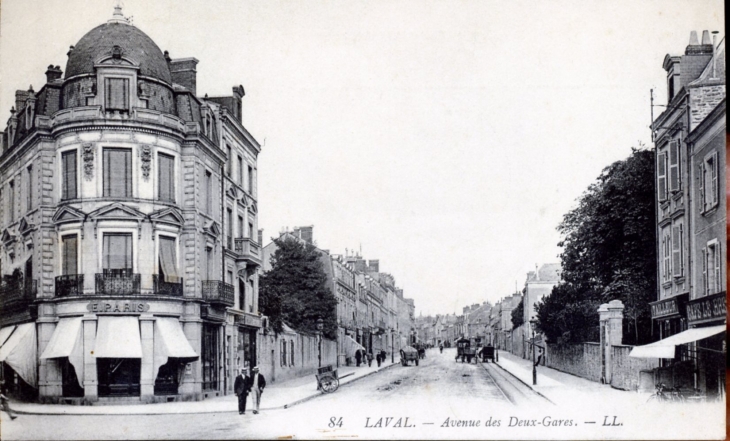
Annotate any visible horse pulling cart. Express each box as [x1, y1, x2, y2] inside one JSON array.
[[400, 346, 419, 366], [455, 337, 477, 363]]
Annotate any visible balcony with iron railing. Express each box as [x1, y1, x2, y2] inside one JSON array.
[[0, 279, 37, 311], [55, 274, 84, 297], [234, 237, 262, 267], [153, 275, 183, 297], [202, 280, 235, 307], [95, 269, 141, 295]]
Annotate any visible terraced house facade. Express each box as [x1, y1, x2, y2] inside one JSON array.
[[0, 7, 263, 404]]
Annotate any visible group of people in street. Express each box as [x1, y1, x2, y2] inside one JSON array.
[[354, 349, 388, 367], [233, 366, 267, 415]]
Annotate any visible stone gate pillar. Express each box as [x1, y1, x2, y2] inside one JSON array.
[[598, 299, 624, 384]]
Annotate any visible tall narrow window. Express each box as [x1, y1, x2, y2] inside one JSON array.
[[290, 340, 295, 366], [202, 247, 211, 280], [203, 171, 212, 214], [702, 152, 719, 212], [226, 146, 232, 176], [247, 166, 253, 194], [237, 156, 243, 186], [237, 215, 244, 238], [26, 165, 33, 211], [159, 236, 180, 283], [102, 233, 133, 273], [62, 234, 78, 275], [227, 208, 233, 248], [668, 140, 680, 193], [158, 153, 175, 202], [103, 148, 132, 197], [707, 242, 721, 294], [249, 222, 254, 240], [62, 150, 78, 200], [8, 180, 14, 222], [662, 229, 671, 282], [281, 340, 287, 367], [105, 78, 129, 111]]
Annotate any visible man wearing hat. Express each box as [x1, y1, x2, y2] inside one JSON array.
[[250, 366, 266, 414], [233, 368, 251, 415]]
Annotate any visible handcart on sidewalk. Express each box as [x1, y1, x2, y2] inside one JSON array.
[[315, 365, 354, 393]]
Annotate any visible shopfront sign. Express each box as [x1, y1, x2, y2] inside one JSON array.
[[687, 292, 726, 325], [87, 301, 150, 313], [650, 294, 687, 319]]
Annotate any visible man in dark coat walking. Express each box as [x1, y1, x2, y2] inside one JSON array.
[[233, 368, 250, 414], [355, 350, 362, 367]]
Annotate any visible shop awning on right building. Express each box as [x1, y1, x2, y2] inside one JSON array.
[[629, 325, 726, 358]]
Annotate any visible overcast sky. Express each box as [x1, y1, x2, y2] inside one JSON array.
[[0, 0, 724, 315]]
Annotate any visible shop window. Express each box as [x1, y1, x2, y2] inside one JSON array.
[[97, 358, 141, 397], [105, 78, 129, 111], [102, 233, 133, 273], [61, 234, 78, 275], [157, 153, 175, 202], [103, 148, 132, 198], [61, 150, 77, 200], [202, 324, 219, 391], [154, 360, 181, 396]]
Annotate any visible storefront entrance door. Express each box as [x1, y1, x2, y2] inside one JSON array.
[[202, 324, 219, 391], [97, 358, 141, 397]]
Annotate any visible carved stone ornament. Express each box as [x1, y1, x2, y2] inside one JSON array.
[[138, 81, 150, 99], [82, 143, 95, 181], [140, 145, 151, 180]]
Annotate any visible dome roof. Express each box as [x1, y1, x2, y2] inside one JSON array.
[[65, 22, 172, 83]]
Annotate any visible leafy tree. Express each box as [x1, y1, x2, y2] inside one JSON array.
[[259, 236, 339, 339], [535, 148, 656, 345], [511, 299, 524, 330]]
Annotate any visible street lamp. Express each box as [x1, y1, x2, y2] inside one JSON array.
[[530, 318, 538, 385], [316, 317, 324, 368]]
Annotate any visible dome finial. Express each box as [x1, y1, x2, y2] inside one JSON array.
[[108, 0, 128, 24]]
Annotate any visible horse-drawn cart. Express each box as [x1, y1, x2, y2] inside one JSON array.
[[455, 337, 477, 363], [400, 346, 419, 366]]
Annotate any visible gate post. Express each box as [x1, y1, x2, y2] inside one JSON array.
[[598, 300, 624, 384]]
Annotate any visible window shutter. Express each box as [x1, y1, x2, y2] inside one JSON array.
[[714, 243, 721, 293], [105, 78, 129, 111], [657, 153, 667, 201], [104, 149, 132, 197], [158, 153, 174, 202], [63, 235, 78, 275], [62, 151, 77, 200], [710, 153, 718, 207], [668, 141, 680, 192], [702, 247, 708, 295], [672, 225, 681, 277], [698, 162, 705, 212]]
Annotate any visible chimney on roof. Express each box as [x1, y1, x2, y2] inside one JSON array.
[[686, 30, 713, 55], [45, 65, 63, 83], [701, 30, 711, 45], [689, 31, 699, 45], [293, 226, 313, 244], [169, 57, 199, 95], [15, 90, 30, 113], [368, 260, 379, 273]]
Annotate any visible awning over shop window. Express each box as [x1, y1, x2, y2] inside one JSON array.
[[0, 323, 37, 388], [153, 317, 198, 377], [40, 317, 84, 388], [342, 336, 365, 359], [629, 325, 726, 359], [94, 316, 143, 358], [0, 325, 16, 347]]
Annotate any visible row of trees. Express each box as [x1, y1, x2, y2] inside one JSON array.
[[258, 237, 339, 340], [535, 148, 657, 346]]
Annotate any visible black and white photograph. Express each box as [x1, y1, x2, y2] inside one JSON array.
[[0, 0, 725, 439]]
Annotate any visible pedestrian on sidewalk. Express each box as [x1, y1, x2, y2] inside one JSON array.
[[0, 382, 17, 420], [367, 351, 373, 367], [250, 366, 266, 414], [355, 350, 362, 367], [233, 368, 250, 415], [376, 352, 382, 367], [380, 350, 386, 364]]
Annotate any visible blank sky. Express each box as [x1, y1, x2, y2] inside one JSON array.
[[0, 0, 724, 315]]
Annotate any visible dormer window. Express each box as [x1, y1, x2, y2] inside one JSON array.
[[25, 105, 33, 130], [105, 78, 129, 111]]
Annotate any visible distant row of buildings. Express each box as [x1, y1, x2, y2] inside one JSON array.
[[261, 226, 416, 381], [415, 263, 561, 356]]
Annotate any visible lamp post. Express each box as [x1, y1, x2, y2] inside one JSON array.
[[317, 317, 324, 368], [530, 319, 537, 385]]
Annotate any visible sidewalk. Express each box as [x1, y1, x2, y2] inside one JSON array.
[[12, 359, 397, 415], [490, 351, 647, 407]]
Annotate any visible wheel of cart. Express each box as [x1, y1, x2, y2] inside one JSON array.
[[316, 365, 340, 393]]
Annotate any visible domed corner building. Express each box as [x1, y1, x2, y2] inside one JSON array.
[[0, 6, 263, 404]]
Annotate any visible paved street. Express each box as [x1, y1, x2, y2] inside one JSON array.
[[1, 348, 550, 440]]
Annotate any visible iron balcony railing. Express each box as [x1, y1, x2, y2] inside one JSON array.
[[55, 274, 84, 297], [95, 269, 141, 295], [234, 237, 262, 267], [202, 280, 235, 307], [0, 279, 37, 310], [153, 275, 184, 296]]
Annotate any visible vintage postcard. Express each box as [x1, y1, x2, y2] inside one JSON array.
[[0, 0, 725, 439]]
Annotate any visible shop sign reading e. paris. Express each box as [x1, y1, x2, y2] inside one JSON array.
[[87, 301, 150, 314]]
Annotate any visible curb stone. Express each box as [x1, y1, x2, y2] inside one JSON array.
[[477, 359, 556, 405]]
